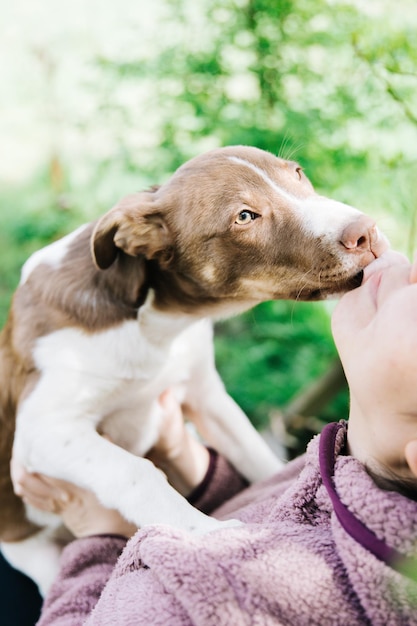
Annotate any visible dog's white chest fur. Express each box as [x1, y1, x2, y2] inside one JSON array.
[[22, 310, 213, 459]]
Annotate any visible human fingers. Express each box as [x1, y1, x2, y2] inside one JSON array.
[[11, 462, 71, 513], [151, 389, 187, 456], [410, 252, 417, 285], [12, 458, 70, 499], [13, 464, 136, 537], [405, 440, 417, 478], [50, 486, 138, 538], [159, 388, 182, 417], [363, 249, 410, 283]]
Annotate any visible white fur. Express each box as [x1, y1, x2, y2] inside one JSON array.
[[296, 195, 362, 239], [20, 225, 89, 285], [15, 309, 280, 480], [228, 156, 300, 205]]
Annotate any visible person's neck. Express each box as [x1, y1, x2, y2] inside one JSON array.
[[346, 398, 412, 480], [345, 401, 372, 462]]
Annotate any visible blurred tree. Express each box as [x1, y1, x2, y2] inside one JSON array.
[[97, 0, 417, 206]]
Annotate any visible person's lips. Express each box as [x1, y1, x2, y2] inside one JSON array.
[[363, 250, 409, 284]]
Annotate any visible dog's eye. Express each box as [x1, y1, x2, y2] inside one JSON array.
[[295, 167, 303, 180], [236, 210, 258, 225]]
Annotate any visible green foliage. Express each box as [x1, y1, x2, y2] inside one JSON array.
[[94, 0, 417, 210], [0, 177, 73, 325], [214, 299, 343, 431]]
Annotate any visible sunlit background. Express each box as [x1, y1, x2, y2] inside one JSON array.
[[1, 0, 416, 454]]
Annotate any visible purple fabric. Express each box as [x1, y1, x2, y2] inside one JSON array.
[[37, 426, 417, 626], [187, 448, 218, 506], [319, 421, 406, 568]]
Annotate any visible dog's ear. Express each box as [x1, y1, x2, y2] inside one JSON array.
[[91, 190, 172, 270]]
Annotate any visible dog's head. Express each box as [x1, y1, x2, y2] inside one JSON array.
[[92, 146, 388, 314]]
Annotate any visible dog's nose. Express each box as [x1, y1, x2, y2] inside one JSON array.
[[339, 215, 377, 252]]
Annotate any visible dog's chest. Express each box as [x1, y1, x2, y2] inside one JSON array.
[[35, 317, 196, 371], [31, 316, 213, 416]]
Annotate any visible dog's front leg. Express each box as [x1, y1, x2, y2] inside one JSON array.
[[185, 370, 284, 483], [9, 413, 236, 595], [174, 319, 284, 483], [14, 421, 234, 535]]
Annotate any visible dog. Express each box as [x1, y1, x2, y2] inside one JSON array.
[[0, 145, 388, 593]]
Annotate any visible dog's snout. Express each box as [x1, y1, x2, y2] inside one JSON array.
[[339, 215, 376, 252]]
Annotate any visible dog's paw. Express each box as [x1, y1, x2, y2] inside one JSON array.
[[218, 517, 243, 530], [189, 516, 242, 535]]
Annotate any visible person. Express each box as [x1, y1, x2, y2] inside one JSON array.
[[11, 248, 417, 625]]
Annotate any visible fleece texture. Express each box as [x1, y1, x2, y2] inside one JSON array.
[[37, 426, 417, 626]]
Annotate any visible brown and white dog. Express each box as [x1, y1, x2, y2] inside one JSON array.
[[0, 146, 388, 593]]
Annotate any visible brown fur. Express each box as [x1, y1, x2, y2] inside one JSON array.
[[0, 320, 39, 540]]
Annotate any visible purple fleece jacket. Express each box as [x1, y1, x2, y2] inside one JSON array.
[[37, 424, 417, 626]]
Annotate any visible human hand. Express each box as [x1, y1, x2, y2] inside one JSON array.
[[405, 441, 417, 479], [147, 390, 210, 496], [362, 249, 410, 282], [11, 390, 210, 537], [11, 461, 138, 539]]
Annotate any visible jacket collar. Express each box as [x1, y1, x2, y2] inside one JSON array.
[[319, 421, 417, 580]]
